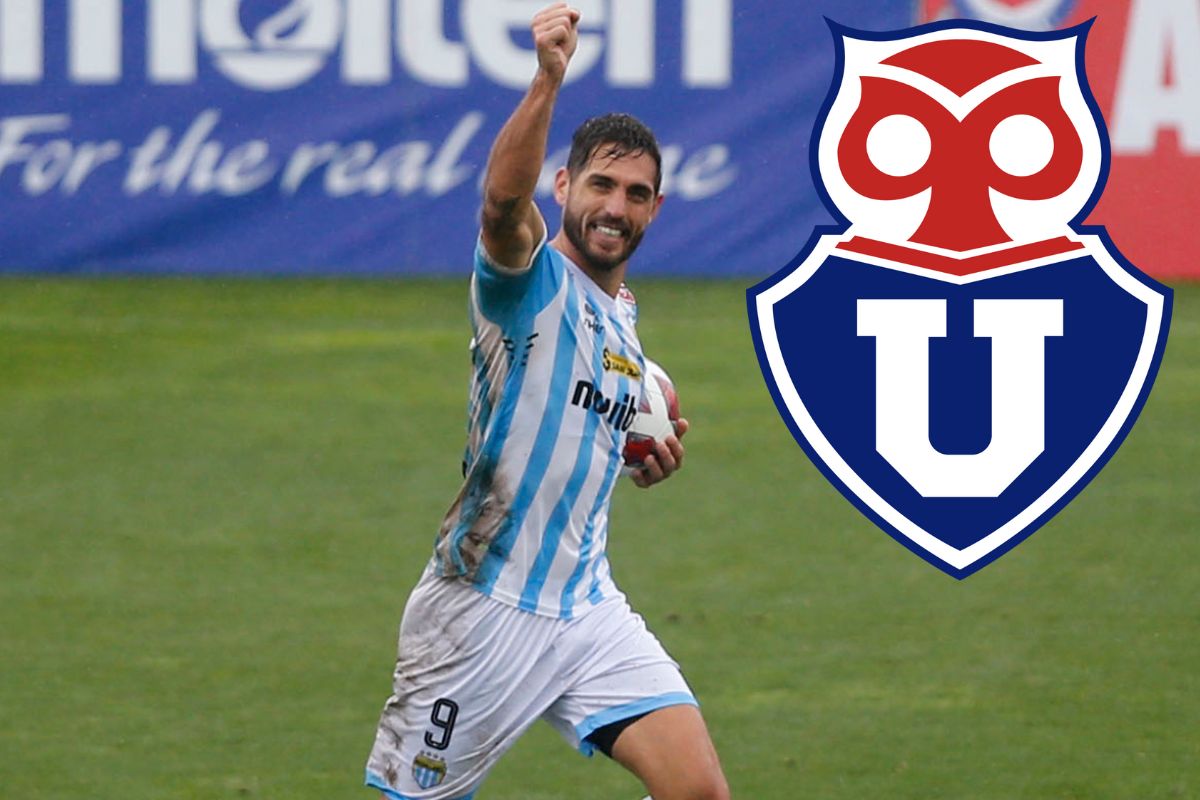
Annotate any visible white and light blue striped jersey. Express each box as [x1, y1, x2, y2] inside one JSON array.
[[431, 237, 645, 619]]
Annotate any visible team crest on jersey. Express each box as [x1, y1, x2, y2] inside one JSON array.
[[747, 20, 1171, 577], [412, 753, 448, 789], [917, 0, 1079, 30]]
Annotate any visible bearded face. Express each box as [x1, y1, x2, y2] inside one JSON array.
[[561, 201, 647, 273], [556, 146, 660, 273]]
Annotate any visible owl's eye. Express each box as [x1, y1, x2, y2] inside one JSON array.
[[866, 114, 931, 177], [990, 114, 1054, 177]]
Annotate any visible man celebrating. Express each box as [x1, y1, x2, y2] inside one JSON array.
[[365, 5, 730, 799]]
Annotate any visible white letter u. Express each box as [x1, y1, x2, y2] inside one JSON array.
[[857, 298, 1064, 498]]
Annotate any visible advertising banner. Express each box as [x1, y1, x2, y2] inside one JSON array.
[[0, 0, 908, 275], [0, 2, 1192, 277]]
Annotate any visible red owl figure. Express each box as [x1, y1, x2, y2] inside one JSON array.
[[818, 28, 1104, 274]]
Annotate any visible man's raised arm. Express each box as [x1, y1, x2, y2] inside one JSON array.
[[479, 3, 579, 271]]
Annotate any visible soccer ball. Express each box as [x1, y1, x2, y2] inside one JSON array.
[[622, 358, 680, 470]]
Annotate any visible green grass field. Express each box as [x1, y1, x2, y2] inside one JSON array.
[[1, 278, 1196, 800]]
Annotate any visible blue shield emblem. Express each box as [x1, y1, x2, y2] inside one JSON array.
[[412, 753, 447, 790], [748, 21, 1171, 577]]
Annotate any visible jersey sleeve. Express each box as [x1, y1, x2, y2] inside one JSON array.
[[473, 232, 557, 324]]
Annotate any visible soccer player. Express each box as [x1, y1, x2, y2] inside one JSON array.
[[364, 4, 731, 799]]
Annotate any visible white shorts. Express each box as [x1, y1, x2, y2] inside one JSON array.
[[364, 567, 696, 800]]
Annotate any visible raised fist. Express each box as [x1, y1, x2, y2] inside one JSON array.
[[533, 3, 580, 83]]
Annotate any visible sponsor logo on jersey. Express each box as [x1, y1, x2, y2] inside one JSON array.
[[748, 20, 1171, 577], [571, 380, 638, 432], [603, 348, 643, 380], [583, 303, 606, 336], [411, 753, 447, 790]]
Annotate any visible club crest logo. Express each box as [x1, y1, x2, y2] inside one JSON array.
[[747, 20, 1172, 577], [412, 753, 448, 790]]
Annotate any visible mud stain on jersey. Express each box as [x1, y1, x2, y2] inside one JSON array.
[[436, 454, 511, 579]]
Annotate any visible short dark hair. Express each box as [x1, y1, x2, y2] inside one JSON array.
[[566, 113, 662, 194]]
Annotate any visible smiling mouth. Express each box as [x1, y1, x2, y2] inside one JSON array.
[[589, 221, 627, 240]]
